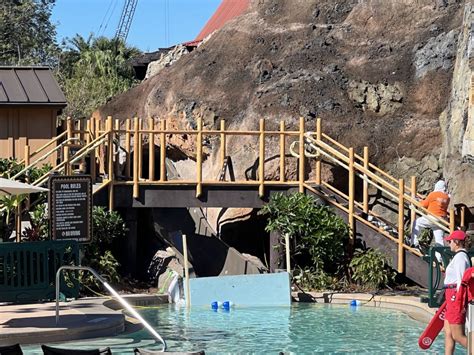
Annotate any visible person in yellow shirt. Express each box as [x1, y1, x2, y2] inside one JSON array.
[[410, 180, 450, 250]]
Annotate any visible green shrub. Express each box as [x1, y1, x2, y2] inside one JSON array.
[[91, 206, 126, 245], [349, 248, 396, 289], [259, 193, 349, 272], [293, 266, 339, 291], [22, 203, 49, 241], [81, 207, 126, 289]]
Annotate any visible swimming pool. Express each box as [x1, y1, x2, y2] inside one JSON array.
[[24, 303, 460, 354]]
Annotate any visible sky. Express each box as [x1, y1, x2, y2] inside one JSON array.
[[51, 0, 222, 52]]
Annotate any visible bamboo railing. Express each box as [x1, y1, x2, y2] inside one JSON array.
[[18, 116, 467, 273]]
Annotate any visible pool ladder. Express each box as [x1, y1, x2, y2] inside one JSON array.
[[55, 266, 167, 352]]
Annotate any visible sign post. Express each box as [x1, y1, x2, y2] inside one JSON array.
[[49, 175, 92, 243]]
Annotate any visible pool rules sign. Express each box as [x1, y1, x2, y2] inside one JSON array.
[[49, 175, 92, 243]]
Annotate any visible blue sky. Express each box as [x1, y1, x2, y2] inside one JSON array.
[[52, 0, 221, 52]]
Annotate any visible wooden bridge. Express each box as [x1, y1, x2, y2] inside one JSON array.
[[15, 116, 468, 287]]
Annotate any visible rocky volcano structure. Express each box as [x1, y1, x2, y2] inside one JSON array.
[[95, 0, 473, 209]]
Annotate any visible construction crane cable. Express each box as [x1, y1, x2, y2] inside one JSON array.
[[98, 0, 115, 35], [104, 0, 119, 34]]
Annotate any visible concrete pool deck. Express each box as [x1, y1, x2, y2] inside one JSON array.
[[0, 293, 435, 346]]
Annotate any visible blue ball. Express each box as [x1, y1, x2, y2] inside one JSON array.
[[211, 301, 218, 309]]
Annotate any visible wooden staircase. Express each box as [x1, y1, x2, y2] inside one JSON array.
[[13, 116, 469, 287]]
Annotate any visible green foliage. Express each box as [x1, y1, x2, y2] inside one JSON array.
[[81, 207, 126, 289], [58, 35, 141, 118], [0, 158, 51, 240], [350, 248, 396, 290], [91, 206, 127, 245], [0, 0, 59, 66], [81, 251, 121, 287], [22, 203, 49, 241], [0, 158, 23, 178], [259, 193, 349, 272], [293, 266, 339, 291]]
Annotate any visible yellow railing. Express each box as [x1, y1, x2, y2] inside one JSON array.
[[20, 116, 466, 274]]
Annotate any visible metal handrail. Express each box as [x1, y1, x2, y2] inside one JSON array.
[[55, 266, 167, 352]]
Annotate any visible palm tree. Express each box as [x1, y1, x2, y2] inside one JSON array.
[[58, 35, 141, 118]]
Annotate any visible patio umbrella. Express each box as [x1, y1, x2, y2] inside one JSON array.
[[0, 177, 48, 196], [0, 178, 48, 242]]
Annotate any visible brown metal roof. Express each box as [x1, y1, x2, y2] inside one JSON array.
[[0, 67, 66, 107]]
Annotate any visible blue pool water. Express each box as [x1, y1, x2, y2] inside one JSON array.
[[24, 303, 463, 354]]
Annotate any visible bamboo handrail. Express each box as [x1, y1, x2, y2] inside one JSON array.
[[17, 131, 67, 165], [17, 115, 463, 274], [33, 132, 108, 186], [11, 137, 80, 180]]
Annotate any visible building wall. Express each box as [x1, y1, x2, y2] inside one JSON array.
[[0, 107, 57, 166]]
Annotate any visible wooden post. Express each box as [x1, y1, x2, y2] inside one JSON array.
[[90, 118, 96, 181], [449, 208, 455, 232], [160, 120, 166, 181], [133, 117, 139, 199], [15, 204, 21, 243], [97, 118, 105, 175], [315, 118, 321, 185], [85, 120, 91, 146], [410, 176, 417, 233], [138, 119, 143, 180], [196, 116, 203, 198], [363, 146, 369, 214], [285, 233, 291, 274], [299, 117, 305, 193], [182, 234, 191, 308], [461, 206, 465, 229], [66, 117, 73, 142], [148, 117, 155, 181], [24, 145, 30, 177], [125, 118, 131, 179], [348, 147, 355, 251], [259, 119, 265, 198], [114, 119, 120, 178], [398, 179, 405, 273], [77, 119, 82, 144], [279, 121, 285, 182], [63, 145, 70, 175], [66, 117, 73, 175], [220, 120, 226, 169], [24, 145, 30, 209], [107, 116, 114, 210]]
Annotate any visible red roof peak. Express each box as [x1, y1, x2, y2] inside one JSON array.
[[185, 0, 250, 46]]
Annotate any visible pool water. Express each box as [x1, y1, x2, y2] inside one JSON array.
[[24, 303, 463, 354]]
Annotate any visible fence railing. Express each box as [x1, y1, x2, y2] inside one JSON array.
[[20, 116, 466, 275], [0, 240, 79, 303]]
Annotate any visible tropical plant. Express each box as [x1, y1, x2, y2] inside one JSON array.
[[349, 248, 396, 290], [80, 207, 126, 289], [91, 206, 127, 245], [58, 35, 141, 118], [0, 0, 59, 66], [0, 158, 52, 241], [22, 203, 49, 241], [259, 193, 349, 273], [293, 266, 339, 291]]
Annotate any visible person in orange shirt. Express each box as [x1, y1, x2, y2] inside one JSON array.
[[410, 180, 450, 251]]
